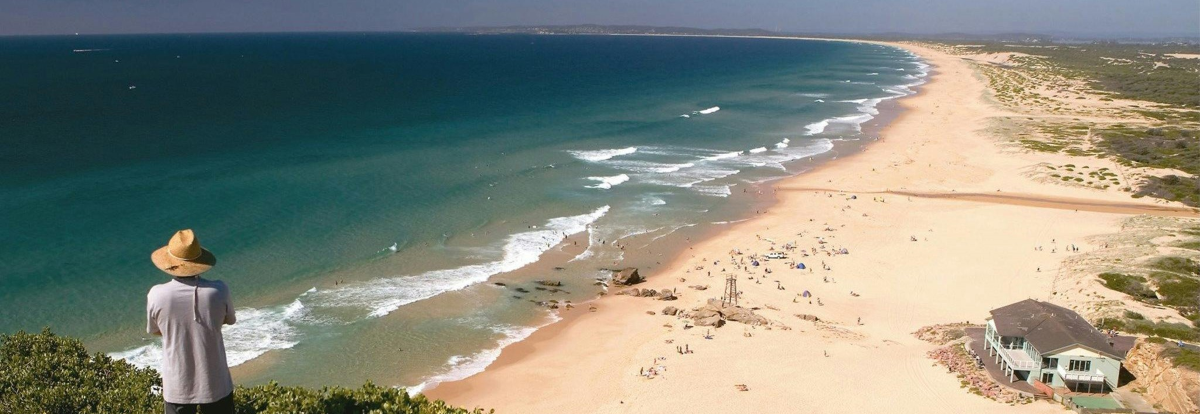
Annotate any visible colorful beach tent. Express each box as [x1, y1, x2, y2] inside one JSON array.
[[797, 263, 806, 269]]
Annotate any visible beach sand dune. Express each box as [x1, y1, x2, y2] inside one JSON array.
[[426, 41, 1193, 414]]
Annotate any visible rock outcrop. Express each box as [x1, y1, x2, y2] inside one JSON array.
[[686, 299, 769, 327], [612, 268, 644, 285], [1123, 339, 1199, 414], [662, 306, 679, 316], [658, 289, 677, 301], [615, 287, 677, 301]]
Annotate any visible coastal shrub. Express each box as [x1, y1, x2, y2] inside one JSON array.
[[1136, 175, 1200, 207], [236, 382, 489, 414], [1123, 310, 1145, 320], [1124, 320, 1200, 342], [0, 329, 162, 414], [1159, 347, 1200, 372], [1098, 272, 1158, 301], [1099, 127, 1200, 177], [1151, 273, 1200, 314], [0, 330, 490, 414], [1151, 257, 1200, 277]]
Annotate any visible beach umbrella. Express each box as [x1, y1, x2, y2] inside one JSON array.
[[797, 263, 806, 269], [802, 290, 811, 297]]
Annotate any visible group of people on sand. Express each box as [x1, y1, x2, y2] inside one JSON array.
[[639, 357, 669, 379]]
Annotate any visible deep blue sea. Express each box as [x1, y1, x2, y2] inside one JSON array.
[[0, 33, 925, 389]]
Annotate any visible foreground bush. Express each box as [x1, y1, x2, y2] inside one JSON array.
[[1, 330, 489, 414]]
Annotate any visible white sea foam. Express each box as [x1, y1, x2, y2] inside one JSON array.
[[407, 314, 562, 396], [804, 120, 830, 135], [747, 147, 768, 154], [797, 92, 829, 98], [701, 151, 741, 162], [698, 106, 720, 115], [585, 174, 630, 189], [831, 113, 874, 131], [711, 218, 752, 225], [642, 138, 835, 192], [640, 165, 740, 188], [651, 163, 694, 173], [568, 223, 600, 262], [814, 99, 824, 103], [840, 97, 885, 115], [348, 206, 607, 318], [568, 147, 637, 162]]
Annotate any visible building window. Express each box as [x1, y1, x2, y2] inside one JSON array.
[[1041, 372, 1054, 384], [1042, 357, 1058, 368], [1068, 360, 1091, 372]]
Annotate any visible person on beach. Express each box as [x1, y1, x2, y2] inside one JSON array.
[[146, 229, 237, 414]]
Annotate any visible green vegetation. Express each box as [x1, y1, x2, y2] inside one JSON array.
[[1096, 318, 1199, 342], [1159, 346, 1200, 371], [0, 330, 489, 414], [1097, 126, 1200, 206], [971, 43, 1200, 107], [1098, 127, 1199, 174], [1152, 256, 1200, 277], [1149, 257, 1200, 314], [1098, 272, 1158, 301], [1099, 258, 1199, 317], [1123, 310, 1145, 320], [1177, 240, 1200, 251]]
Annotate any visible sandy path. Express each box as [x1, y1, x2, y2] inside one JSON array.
[[425, 41, 1188, 414], [787, 188, 1199, 217]]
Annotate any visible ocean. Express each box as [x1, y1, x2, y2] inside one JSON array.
[[0, 33, 926, 390]]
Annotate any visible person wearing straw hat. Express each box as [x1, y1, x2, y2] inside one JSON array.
[[146, 229, 236, 414]]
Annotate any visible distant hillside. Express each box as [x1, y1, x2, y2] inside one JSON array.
[[411, 24, 1199, 46], [415, 24, 778, 37]]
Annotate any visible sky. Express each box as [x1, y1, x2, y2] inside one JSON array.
[[1, 0, 1197, 37]]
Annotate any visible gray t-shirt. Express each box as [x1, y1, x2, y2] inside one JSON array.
[[146, 277, 236, 404]]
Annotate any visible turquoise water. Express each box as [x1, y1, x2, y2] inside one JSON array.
[[0, 33, 925, 388]]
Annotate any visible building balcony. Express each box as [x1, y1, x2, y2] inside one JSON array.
[[986, 333, 1040, 370], [1058, 366, 1106, 383]]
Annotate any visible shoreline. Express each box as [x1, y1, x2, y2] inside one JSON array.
[[421, 38, 929, 398], [424, 39, 1195, 413], [403, 38, 924, 394]]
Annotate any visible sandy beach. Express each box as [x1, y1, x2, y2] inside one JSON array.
[[425, 41, 1197, 413]]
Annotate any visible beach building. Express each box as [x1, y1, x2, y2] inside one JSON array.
[[982, 299, 1124, 393]]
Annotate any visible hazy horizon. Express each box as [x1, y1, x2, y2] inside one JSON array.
[[2, 0, 1196, 38]]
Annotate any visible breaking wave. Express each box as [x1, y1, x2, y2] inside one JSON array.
[[585, 174, 630, 189], [569, 147, 637, 162]]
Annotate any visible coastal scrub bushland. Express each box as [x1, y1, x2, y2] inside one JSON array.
[[0, 329, 490, 414]]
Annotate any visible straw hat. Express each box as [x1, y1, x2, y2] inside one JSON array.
[[151, 229, 216, 277]]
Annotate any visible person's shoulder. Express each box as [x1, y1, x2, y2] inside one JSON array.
[[203, 278, 231, 291], [147, 281, 173, 295]]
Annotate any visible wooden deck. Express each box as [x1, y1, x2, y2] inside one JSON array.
[[965, 327, 1040, 395]]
